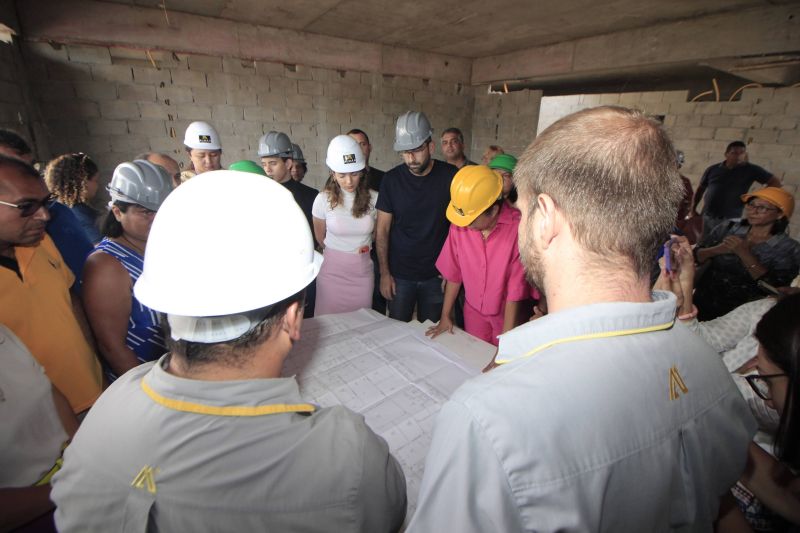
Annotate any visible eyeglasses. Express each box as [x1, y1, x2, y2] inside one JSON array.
[[745, 202, 780, 214], [745, 373, 787, 401], [0, 193, 56, 217]]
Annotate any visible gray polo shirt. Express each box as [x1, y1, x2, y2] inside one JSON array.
[[408, 291, 755, 532], [52, 354, 407, 532]]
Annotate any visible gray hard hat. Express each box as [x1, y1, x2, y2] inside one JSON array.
[[258, 131, 293, 158], [393, 111, 433, 152], [291, 143, 306, 163], [107, 160, 173, 212]]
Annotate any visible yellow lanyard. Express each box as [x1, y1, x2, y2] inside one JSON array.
[[496, 320, 675, 365], [141, 379, 316, 417]]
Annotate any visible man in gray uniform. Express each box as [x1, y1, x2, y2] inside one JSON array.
[[408, 106, 755, 532], [52, 170, 406, 532]]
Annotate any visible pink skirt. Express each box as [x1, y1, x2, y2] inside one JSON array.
[[314, 247, 374, 316]]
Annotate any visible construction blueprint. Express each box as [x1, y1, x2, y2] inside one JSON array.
[[283, 308, 495, 515]]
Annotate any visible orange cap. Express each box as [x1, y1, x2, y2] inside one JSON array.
[[741, 187, 794, 218]]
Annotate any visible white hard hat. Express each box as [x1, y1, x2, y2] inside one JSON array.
[[107, 160, 173, 212], [184, 121, 221, 150], [133, 170, 322, 342], [326, 135, 366, 173]]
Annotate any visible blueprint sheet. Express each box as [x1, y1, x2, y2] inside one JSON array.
[[282, 308, 482, 514]]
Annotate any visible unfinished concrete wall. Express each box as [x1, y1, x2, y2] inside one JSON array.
[[20, 41, 474, 193], [470, 89, 542, 161], [0, 4, 38, 151], [537, 88, 800, 233]]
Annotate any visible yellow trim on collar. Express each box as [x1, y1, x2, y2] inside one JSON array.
[[495, 320, 674, 364], [141, 379, 316, 417]]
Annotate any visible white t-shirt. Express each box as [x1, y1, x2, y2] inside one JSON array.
[[312, 189, 378, 253]]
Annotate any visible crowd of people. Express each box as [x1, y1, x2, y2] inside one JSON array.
[[1, 102, 799, 532]]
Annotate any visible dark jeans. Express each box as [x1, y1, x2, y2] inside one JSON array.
[[388, 276, 444, 323], [371, 249, 387, 315]]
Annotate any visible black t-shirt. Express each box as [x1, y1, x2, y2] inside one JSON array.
[[699, 162, 772, 219], [367, 166, 385, 192], [281, 179, 318, 231], [376, 160, 457, 280]]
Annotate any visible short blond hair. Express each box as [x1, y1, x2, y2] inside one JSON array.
[[515, 106, 683, 278]]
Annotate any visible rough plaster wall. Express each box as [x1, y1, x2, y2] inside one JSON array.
[[470, 89, 542, 161], [20, 41, 474, 196], [537, 88, 800, 233]]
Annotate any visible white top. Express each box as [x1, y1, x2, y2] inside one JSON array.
[[312, 189, 377, 253], [408, 292, 755, 532], [0, 324, 68, 486]]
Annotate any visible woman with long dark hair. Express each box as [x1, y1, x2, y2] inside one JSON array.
[[716, 294, 800, 531], [311, 135, 377, 316]]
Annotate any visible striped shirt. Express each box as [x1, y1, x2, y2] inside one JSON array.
[[92, 238, 166, 380]]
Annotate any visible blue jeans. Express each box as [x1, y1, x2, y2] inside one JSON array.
[[388, 276, 444, 323]]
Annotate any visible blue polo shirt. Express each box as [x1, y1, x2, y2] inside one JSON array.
[[376, 160, 457, 280], [699, 162, 772, 219]]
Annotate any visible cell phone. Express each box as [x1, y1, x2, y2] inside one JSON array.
[[663, 239, 675, 274], [757, 280, 781, 296]]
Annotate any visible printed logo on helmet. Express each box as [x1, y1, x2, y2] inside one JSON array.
[[342, 153, 356, 164], [453, 205, 465, 216], [198, 135, 211, 143]]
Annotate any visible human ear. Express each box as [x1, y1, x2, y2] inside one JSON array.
[[283, 301, 304, 341]]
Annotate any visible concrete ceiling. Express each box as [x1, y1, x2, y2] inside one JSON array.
[[96, 0, 794, 59]]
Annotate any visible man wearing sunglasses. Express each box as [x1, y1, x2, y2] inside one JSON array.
[[0, 155, 103, 415], [0, 130, 94, 284]]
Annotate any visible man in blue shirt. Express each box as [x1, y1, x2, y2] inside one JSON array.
[[376, 111, 457, 322], [693, 141, 781, 239]]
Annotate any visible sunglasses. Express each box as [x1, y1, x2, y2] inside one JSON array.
[[0, 193, 57, 217]]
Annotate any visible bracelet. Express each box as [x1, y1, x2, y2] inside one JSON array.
[[677, 304, 698, 321]]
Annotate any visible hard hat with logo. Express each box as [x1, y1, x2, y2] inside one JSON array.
[[183, 121, 221, 151], [134, 170, 323, 343], [107, 160, 173, 212], [446, 165, 503, 227], [229, 160, 267, 177], [488, 154, 517, 174], [326, 135, 366, 173], [291, 143, 306, 164], [393, 111, 433, 152], [258, 131, 293, 158]]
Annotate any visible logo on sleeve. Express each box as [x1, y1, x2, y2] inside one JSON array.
[[342, 153, 356, 164], [669, 366, 688, 400], [132, 465, 158, 494]]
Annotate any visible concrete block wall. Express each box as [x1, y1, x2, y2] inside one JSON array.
[[470, 89, 543, 160], [537, 88, 800, 233], [20, 41, 474, 194], [0, 42, 28, 133]]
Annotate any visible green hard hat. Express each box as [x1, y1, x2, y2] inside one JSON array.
[[229, 160, 266, 177], [488, 153, 517, 173]]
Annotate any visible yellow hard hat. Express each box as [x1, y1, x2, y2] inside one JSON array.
[[446, 165, 503, 227], [741, 187, 794, 218]]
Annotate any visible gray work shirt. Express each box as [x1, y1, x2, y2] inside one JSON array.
[[408, 291, 755, 532], [52, 354, 407, 532]]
